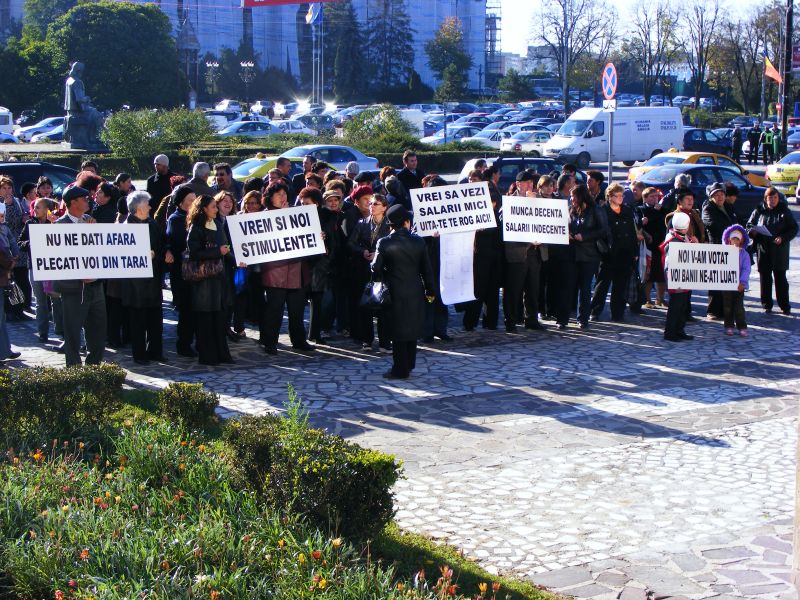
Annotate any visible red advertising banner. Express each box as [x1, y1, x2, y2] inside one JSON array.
[[241, 0, 335, 7]]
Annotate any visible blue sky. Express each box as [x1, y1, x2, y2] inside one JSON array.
[[500, 0, 760, 55]]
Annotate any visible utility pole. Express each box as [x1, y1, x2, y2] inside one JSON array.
[[780, 0, 792, 157], [561, 0, 569, 113]]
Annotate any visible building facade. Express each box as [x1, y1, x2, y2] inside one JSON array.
[[140, 0, 486, 95]]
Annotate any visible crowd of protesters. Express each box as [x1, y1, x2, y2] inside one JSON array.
[[0, 152, 796, 377]]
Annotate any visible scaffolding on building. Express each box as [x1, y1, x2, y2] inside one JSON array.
[[484, 0, 501, 92]]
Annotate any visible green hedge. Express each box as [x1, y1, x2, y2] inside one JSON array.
[[682, 108, 745, 129], [156, 382, 219, 430], [224, 389, 401, 540], [0, 364, 125, 442]]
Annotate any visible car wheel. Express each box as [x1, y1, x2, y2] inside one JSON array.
[[530, 151, 540, 158], [622, 160, 636, 167], [576, 152, 590, 169], [650, 149, 663, 158]]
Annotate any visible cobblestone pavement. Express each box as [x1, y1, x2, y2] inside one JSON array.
[[6, 234, 800, 599]]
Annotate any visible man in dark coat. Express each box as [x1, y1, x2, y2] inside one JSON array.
[[292, 155, 317, 197], [702, 182, 738, 319], [502, 170, 548, 333], [54, 186, 106, 366], [396, 150, 425, 192], [747, 125, 761, 164], [371, 205, 434, 380], [731, 125, 743, 162], [746, 189, 799, 313], [145, 154, 174, 215]]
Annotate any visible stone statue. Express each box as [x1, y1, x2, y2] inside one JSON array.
[[64, 62, 105, 149]]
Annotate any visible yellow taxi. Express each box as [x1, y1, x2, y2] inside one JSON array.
[[765, 151, 800, 196], [627, 150, 770, 187], [228, 154, 304, 183]]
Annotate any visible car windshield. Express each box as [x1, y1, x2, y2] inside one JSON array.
[[644, 155, 686, 167], [233, 158, 268, 177], [778, 153, 800, 164], [281, 147, 313, 158], [557, 120, 591, 137], [640, 166, 685, 183], [511, 131, 534, 141], [473, 130, 494, 139]]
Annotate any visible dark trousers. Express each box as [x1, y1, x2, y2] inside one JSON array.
[[172, 276, 195, 352], [129, 305, 163, 360], [321, 277, 349, 333], [246, 271, 265, 324], [762, 145, 773, 165], [194, 309, 231, 365], [61, 283, 107, 366], [424, 299, 449, 338], [349, 276, 368, 341], [463, 291, 499, 330], [391, 340, 417, 377], [722, 291, 747, 329], [759, 268, 790, 311], [732, 144, 742, 163], [707, 290, 723, 317], [591, 258, 632, 320], [560, 259, 598, 325], [664, 291, 689, 338], [233, 290, 248, 333], [106, 295, 129, 346], [747, 143, 758, 164], [308, 289, 325, 340], [262, 287, 307, 348], [503, 254, 541, 327]]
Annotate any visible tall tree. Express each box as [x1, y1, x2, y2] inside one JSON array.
[[22, 0, 80, 40], [425, 16, 473, 84], [433, 63, 467, 104], [366, 0, 414, 89], [623, 0, 680, 105], [682, 0, 721, 108], [533, 0, 616, 112], [323, 0, 365, 101], [497, 68, 532, 102], [47, 1, 183, 109]]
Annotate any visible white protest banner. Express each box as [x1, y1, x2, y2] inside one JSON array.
[[501, 196, 569, 245], [439, 231, 476, 305], [227, 205, 325, 266], [29, 223, 152, 281], [666, 242, 739, 291], [410, 181, 496, 236]]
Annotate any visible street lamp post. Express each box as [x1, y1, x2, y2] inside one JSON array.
[[205, 60, 219, 99], [240, 61, 255, 104]]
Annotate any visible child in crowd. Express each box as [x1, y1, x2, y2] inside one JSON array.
[[660, 211, 693, 342], [721, 224, 751, 337]]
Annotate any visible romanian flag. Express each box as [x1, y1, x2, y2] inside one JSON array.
[[765, 53, 783, 84], [306, 3, 321, 25]]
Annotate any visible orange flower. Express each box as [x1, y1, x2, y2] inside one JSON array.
[[55, 591, 64, 600], [277, 539, 285, 549], [32, 450, 43, 462], [311, 550, 321, 560], [491, 582, 501, 592], [447, 584, 457, 596], [79, 549, 90, 561], [210, 591, 220, 600], [178, 463, 186, 472], [78, 442, 85, 449], [478, 582, 488, 595], [160, 560, 170, 571], [331, 537, 342, 548]]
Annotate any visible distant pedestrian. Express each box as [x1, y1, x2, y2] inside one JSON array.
[[661, 211, 694, 342], [721, 225, 751, 337], [747, 125, 761, 164], [731, 125, 743, 162]]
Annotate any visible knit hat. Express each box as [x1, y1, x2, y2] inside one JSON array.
[[671, 211, 690, 231], [351, 184, 373, 202], [154, 154, 169, 166]]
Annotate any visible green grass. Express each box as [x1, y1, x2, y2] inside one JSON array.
[[374, 523, 560, 600]]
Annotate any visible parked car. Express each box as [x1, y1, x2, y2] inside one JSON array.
[[274, 102, 299, 119], [295, 113, 335, 135], [279, 144, 379, 171], [499, 130, 554, 155], [0, 132, 19, 143], [672, 96, 694, 108], [422, 113, 461, 136], [458, 156, 586, 190], [627, 151, 769, 187], [15, 116, 65, 142], [250, 100, 275, 116], [727, 115, 759, 128], [204, 110, 241, 131], [683, 128, 730, 155], [766, 151, 800, 196], [420, 125, 483, 145], [214, 99, 242, 113], [216, 121, 281, 138], [276, 120, 316, 135], [459, 129, 508, 149], [30, 125, 63, 143], [231, 154, 304, 183], [15, 110, 37, 127], [637, 164, 773, 218], [0, 162, 78, 197]]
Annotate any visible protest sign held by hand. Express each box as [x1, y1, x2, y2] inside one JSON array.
[[411, 182, 496, 236], [226, 205, 325, 266]]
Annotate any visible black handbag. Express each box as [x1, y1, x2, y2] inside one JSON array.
[[595, 238, 610, 255], [5, 279, 25, 306], [181, 249, 224, 282], [359, 280, 391, 311]]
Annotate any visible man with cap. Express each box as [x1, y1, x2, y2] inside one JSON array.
[[503, 169, 549, 333], [371, 204, 434, 379], [146, 154, 174, 215], [702, 181, 738, 319], [660, 210, 694, 342], [54, 186, 107, 366]]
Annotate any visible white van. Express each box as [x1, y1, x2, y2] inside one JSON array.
[[0, 107, 14, 135], [543, 106, 683, 168], [398, 109, 427, 137]]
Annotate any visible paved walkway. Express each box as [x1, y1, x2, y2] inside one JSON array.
[[5, 233, 799, 600]]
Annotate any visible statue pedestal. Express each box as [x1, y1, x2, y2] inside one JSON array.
[[61, 141, 108, 152]]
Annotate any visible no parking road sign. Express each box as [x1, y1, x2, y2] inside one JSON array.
[[602, 63, 617, 100]]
